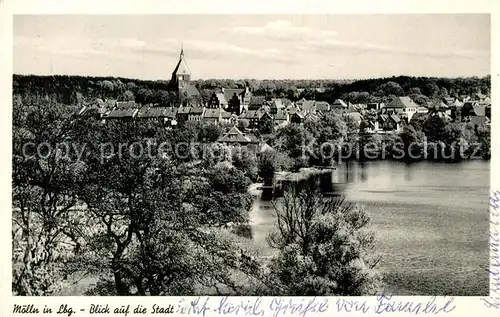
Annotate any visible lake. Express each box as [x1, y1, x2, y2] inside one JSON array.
[[248, 160, 490, 296]]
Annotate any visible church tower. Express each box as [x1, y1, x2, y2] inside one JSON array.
[[170, 45, 191, 91]]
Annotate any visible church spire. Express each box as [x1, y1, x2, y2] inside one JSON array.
[[180, 43, 184, 59]]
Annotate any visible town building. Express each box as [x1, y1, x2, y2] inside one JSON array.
[[169, 46, 201, 105], [188, 107, 205, 121], [247, 96, 266, 111], [217, 126, 259, 150], [136, 107, 178, 126], [290, 110, 307, 124], [222, 87, 252, 115], [175, 106, 205, 122], [105, 108, 139, 121], [331, 99, 348, 110], [296, 99, 315, 114], [385, 96, 419, 121], [269, 98, 285, 114], [274, 110, 289, 127], [202, 107, 233, 124], [377, 113, 401, 132], [314, 101, 331, 113], [345, 112, 363, 126], [208, 92, 228, 109], [366, 102, 382, 111]]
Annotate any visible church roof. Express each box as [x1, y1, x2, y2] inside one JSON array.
[[185, 84, 200, 97], [172, 49, 191, 76]]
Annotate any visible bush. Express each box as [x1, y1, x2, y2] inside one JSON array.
[[266, 185, 382, 295]]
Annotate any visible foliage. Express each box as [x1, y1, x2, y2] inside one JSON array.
[[199, 123, 223, 143], [237, 119, 250, 131], [232, 147, 259, 182], [267, 184, 382, 295], [12, 95, 86, 295], [258, 114, 274, 135], [257, 150, 277, 184], [400, 124, 424, 160], [12, 94, 264, 296], [423, 116, 446, 143], [477, 124, 491, 159], [11, 71, 491, 295], [13, 74, 490, 107]]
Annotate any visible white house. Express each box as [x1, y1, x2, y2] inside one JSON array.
[[385, 96, 419, 122]]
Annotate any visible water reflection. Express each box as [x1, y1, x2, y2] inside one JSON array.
[[248, 160, 490, 294], [337, 160, 490, 209]]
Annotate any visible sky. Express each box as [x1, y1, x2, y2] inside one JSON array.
[[13, 14, 490, 80]]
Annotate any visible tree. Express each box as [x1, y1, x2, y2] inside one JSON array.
[[199, 123, 223, 143], [376, 81, 404, 97], [424, 82, 440, 97], [400, 124, 424, 160], [126, 82, 137, 91], [438, 87, 449, 98], [70, 91, 85, 106], [201, 143, 232, 168], [258, 114, 274, 135], [423, 116, 446, 142], [408, 87, 422, 95], [267, 184, 381, 295], [168, 91, 179, 107], [409, 94, 429, 106], [237, 119, 250, 131], [113, 80, 125, 94], [136, 88, 153, 105], [121, 90, 135, 101], [355, 91, 372, 104], [310, 112, 348, 166], [477, 124, 491, 159], [232, 147, 259, 182], [150, 90, 170, 105], [98, 80, 115, 98], [257, 149, 277, 185], [76, 121, 261, 295], [275, 124, 314, 170], [12, 95, 85, 295]]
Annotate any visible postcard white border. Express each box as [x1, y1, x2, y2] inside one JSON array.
[[1, 1, 498, 316]]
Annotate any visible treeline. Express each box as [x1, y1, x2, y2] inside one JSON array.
[[323, 75, 491, 106], [13, 74, 490, 107]]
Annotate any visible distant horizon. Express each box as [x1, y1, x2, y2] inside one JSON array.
[[12, 72, 492, 83], [14, 15, 490, 80]]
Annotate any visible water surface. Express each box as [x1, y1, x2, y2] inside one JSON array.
[[249, 160, 490, 295]]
